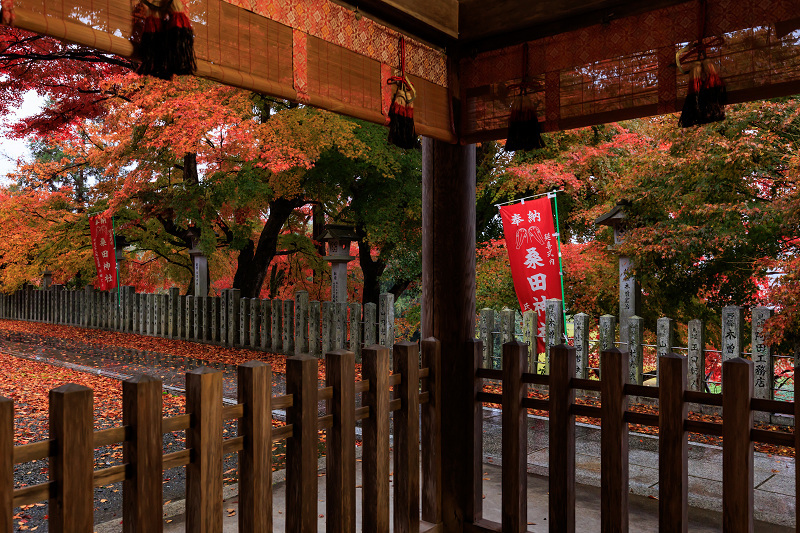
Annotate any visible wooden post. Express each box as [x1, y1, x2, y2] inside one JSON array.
[[421, 139, 477, 533], [658, 353, 688, 533], [393, 342, 420, 533], [286, 355, 318, 533], [186, 368, 223, 533], [49, 384, 93, 533], [361, 345, 390, 532], [238, 361, 272, 533], [479, 309, 495, 368], [502, 341, 527, 532], [549, 344, 575, 533], [573, 313, 589, 379], [600, 348, 628, 533], [421, 338, 442, 525], [722, 358, 754, 533], [0, 397, 12, 533], [326, 349, 356, 532], [123, 375, 163, 533]]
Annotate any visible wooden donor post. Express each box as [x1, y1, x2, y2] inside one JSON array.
[[186, 368, 223, 533], [600, 348, 629, 533], [122, 375, 163, 533], [361, 345, 390, 532], [393, 342, 420, 533], [502, 341, 528, 532], [237, 361, 272, 532], [0, 397, 12, 533], [49, 384, 93, 533], [722, 358, 754, 533], [286, 355, 318, 533], [326, 349, 356, 532], [549, 344, 576, 533], [658, 353, 688, 532], [421, 338, 442, 525]]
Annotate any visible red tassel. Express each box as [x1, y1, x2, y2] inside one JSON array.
[[698, 60, 726, 124], [678, 63, 703, 128], [387, 82, 417, 149]]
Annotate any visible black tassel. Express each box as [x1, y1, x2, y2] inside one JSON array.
[[506, 94, 545, 152], [387, 85, 417, 149], [678, 63, 703, 128], [698, 60, 726, 124]]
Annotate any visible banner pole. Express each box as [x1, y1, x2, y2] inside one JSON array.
[[549, 192, 568, 340], [112, 216, 121, 307]]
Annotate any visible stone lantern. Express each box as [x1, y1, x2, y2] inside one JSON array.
[[320, 224, 358, 303], [186, 226, 208, 298], [595, 200, 640, 346], [41, 270, 52, 289]]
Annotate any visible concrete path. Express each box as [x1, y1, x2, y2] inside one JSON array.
[[95, 458, 792, 533]]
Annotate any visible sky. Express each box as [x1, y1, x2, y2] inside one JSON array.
[[0, 90, 46, 180]]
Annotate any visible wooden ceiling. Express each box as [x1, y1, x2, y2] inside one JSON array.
[[335, 0, 692, 51]]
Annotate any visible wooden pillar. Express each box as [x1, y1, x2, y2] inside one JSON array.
[[238, 361, 272, 533], [49, 384, 93, 533], [722, 358, 754, 533], [421, 338, 442, 525], [361, 345, 390, 532], [658, 353, 688, 533], [123, 375, 163, 533], [286, 355, 318, 533], [0, 397, 12, 533], [549, 344, 576, 533], [421, 137, 477, 533], [600, 348, 629, 533], [393, 342, 420, 533], [502, 341, 527, 532], [186, 368, 223, 533], [326, 349, 356, 532]]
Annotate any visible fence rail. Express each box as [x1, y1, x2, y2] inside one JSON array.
[[0, 285, 397, 359]]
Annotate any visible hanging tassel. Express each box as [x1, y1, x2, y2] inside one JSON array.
[[162, 0, 196, 76], [130, 0, 195, 80], [505, 92, 545, 152], [386, 37, 417, 149], [678, 62, 703, 128], [698, 60, 726, 124], [1, 0, 15, 25], [387, 80, 417, 149]]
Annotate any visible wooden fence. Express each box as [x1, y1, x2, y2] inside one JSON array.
[[0, 285, 396, 358], [1, 340, 797, 532], [2, 340, 442, 533]]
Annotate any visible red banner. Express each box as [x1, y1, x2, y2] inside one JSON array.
[[499, 197, 562, 352], [89, 215, 117, 291]]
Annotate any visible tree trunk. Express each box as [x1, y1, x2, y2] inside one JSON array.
[[357, 238, 385, 306], [232, 197, 304, 298]]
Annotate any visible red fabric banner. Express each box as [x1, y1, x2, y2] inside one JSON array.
[[499, 197, 562, 352], [89, 215, 117, 291]]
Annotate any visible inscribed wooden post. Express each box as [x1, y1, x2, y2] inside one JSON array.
[[240, 298, 250, 347], [751, 307, 772, 402], [334, 302, 347, 350], [500, 308, 515, 344], [628, 316, 644, 385], [295, 291, 309, 354], [599, 314, 616, 352], [322, 301, 332, 355], [522, 310, 536, 373], [573, 313, 590, 379], [228, 289, 240, 346], [219, 290, 228, 346], [545, 299, 563, 375], [687, 319, 705, 392], [283, 300, 294, 354], [656, 317, 674, 385], [168, 287, 179, 338], [378, 293, 394, 348], [721, 306, 744, 362], [271, 299, 281, 353], [211, 297, 220, 343], [363, 302, 377, 346], [249, 298, 260, 349], [186, 296, 195, 342], [479, 308, 495, 368], [308, 300, 320, 355], [160, 294, 168, 337], [348, 302, 362, 360], [260, 299, 271, 351]]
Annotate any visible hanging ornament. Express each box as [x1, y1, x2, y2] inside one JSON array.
[[130, 0, 195, 80], [506, 43, 545, 152], [1, 0, 15, 25], [387, 37, 418, 149], [677, 0, 726, 127]]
